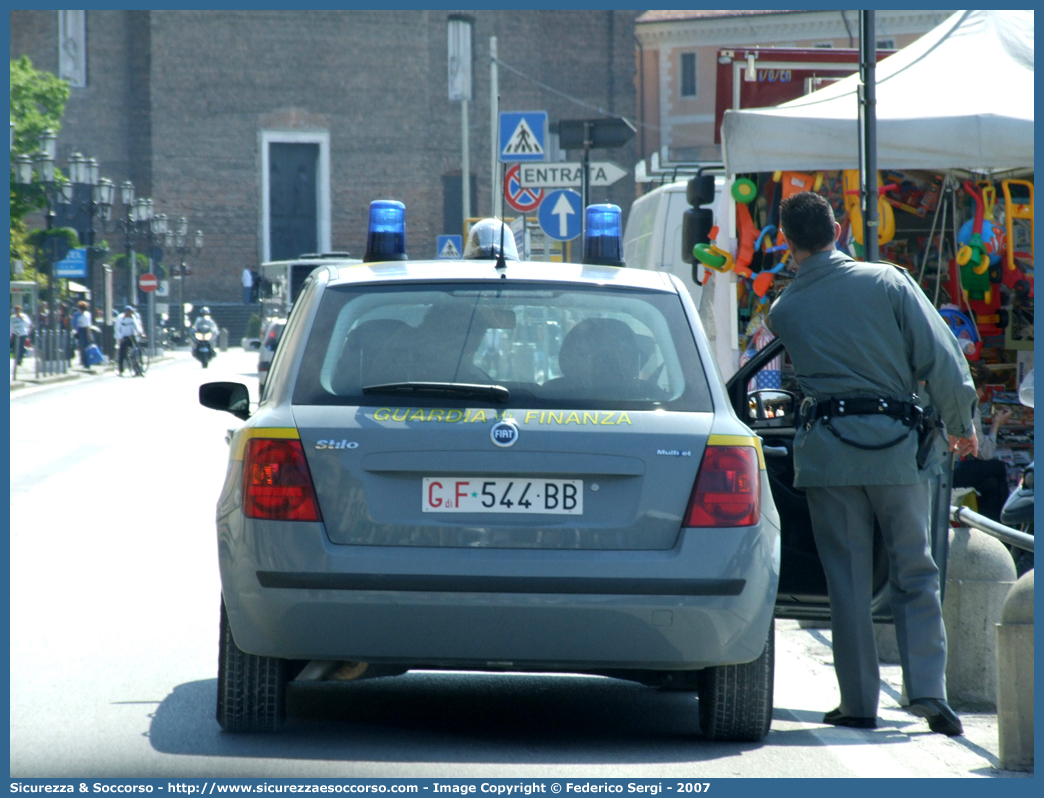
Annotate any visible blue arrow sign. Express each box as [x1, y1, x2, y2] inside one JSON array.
[[55, 247, 88, 278], [499, 111, 547, 162], [436, 235, 463, 259], [537, 190, 582, 241]]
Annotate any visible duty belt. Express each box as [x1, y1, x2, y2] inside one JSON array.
[[800, 396, 924, 453], [813, 397, 919, 425]]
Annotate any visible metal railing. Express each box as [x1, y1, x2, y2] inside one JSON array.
[[33, 329, 73, 378], [950, 504, 1034, 552]]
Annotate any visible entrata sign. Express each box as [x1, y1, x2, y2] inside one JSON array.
[[504, 163, 544, 214], [517, 162, 628, 189], [138, 273, 159, 293]]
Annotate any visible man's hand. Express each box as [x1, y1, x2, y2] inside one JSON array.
[[949, 428, 979, 459], [991, 407, 1013, 433]]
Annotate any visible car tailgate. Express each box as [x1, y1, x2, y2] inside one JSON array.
[[293, 405, 714, 550]]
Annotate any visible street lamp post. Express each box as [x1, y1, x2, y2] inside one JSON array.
[[166, 217, 203, 346]]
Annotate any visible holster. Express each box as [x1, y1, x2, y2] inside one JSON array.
[[915, 405, 943, 470]]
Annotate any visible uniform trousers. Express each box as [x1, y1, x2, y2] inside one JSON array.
[[806, 481, 948, 717]]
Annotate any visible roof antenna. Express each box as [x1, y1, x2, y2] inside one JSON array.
[[495, 93, 508, 273]]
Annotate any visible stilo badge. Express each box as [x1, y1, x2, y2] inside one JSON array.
[[490, 420, 519, 448]]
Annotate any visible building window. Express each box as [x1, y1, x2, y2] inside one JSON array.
[[58, 10, 86, 88], [680, 52, 696, 98]]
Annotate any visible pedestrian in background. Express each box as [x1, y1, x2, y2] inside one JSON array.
[[73, 300, 94, 372], [952, 362, 1011, 522], [768, 191, 977, 736], [241, 265, 254, 304], [10, 305, 33, 380]]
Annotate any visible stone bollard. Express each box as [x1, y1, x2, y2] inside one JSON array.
[[942, 527, 1017, 707], [219, 327, 229, 352], [997, 569, 1033, 772]]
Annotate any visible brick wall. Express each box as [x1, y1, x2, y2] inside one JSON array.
[[11, 10, 637, 303]]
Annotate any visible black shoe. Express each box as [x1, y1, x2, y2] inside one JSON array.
[[823, 707, 877, 729], [908, 697, 963, 736]]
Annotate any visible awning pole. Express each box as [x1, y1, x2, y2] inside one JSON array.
[[859, 11, 879, 262]]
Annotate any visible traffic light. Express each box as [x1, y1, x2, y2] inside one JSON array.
[[681, 171, 716, 280]]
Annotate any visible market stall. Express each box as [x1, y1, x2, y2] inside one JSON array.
[[713, 9, 1034, 484]]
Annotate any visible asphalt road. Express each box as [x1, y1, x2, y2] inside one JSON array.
[[8, 349, 1022, 779]]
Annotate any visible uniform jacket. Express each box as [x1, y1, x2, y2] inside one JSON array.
[[768, 249, 977, 487]]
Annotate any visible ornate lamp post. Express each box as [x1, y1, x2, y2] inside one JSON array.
[[165, 216, 203, 344]]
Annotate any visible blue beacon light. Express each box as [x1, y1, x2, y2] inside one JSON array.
[[581, 203, 624, 267], [363, 200, 408, 262]]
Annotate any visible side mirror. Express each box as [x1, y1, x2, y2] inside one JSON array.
[[747, 389, 796, 423], [200, 381, 251, 420]]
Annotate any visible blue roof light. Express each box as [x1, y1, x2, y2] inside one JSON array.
[[582, 203, 624, 267], [364, 200, 407, 262]]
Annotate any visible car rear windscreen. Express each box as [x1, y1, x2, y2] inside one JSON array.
[[292, 282, 713, 412]]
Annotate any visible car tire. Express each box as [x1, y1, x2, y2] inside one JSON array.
[[216, 599, 289, 732], [697, 618, 774, 742]]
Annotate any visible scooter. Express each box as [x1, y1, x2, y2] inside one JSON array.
[[192, 329, 216, 368]]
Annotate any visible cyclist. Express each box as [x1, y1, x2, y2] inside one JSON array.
[[115, 305, 145, 376]]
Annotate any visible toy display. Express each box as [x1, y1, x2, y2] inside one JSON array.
[[718, 169, 1032, 387]]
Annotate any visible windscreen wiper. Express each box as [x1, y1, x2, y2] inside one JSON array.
[[362, 382, 510, 403]]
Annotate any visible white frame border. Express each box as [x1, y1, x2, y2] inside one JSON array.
[[260, 130, 331, 263]]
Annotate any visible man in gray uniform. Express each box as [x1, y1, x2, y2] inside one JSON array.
[[769, 192, 978, 736]]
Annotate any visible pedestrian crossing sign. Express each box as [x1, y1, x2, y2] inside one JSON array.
[[436, 234, 463, 259], [500, 111, 547, 162]]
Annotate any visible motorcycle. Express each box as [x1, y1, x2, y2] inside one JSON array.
[[192, 328, 216, 368]]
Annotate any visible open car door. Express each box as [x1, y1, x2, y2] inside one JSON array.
[[726, 338, 954, 620]]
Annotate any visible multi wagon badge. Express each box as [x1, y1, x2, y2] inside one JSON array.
[[490, 420, 519, 448]]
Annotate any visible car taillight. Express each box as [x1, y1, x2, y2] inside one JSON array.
[[243, 438, 322, 521], [684, 445, 760, 527]]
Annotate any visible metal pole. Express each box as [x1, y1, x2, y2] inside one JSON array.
[[490, 36, 499, 218], [129, 244, 137, 308], [860, 10, 879, 263], [462, 96, 470, 234], [581, 122, 592, 240], [147, 290, 156, 357], [950, 505, 1035, 552]]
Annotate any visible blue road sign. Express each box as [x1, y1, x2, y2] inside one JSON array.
[[55, 247, 88, 278], [436, 235, 463, 259], [499, 111, 547, 162], [537, 190, 582, 241]]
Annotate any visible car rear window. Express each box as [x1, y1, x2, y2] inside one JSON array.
[[292, 282, 713, 412]]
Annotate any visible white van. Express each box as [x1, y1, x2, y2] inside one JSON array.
[[624, 176, 739, 379]]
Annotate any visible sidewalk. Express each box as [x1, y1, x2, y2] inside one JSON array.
[[782, 619, 1025, 777], [10, 349, 179, 391]]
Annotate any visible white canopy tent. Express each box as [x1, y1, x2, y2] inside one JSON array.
[[722, 9, 1034, 174]]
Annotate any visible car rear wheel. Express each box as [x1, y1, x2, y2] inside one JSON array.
[[216, 599, 290, 732], [697, 619, 774, 742]]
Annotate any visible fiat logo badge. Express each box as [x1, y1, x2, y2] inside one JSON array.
[[490, 420, 519, 448]]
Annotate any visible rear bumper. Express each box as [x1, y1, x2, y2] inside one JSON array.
[[218, 516, 780, 671]]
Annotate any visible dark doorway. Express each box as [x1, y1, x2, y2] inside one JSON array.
[[270, 143, 318, 261], [442, 172, 478, 238]]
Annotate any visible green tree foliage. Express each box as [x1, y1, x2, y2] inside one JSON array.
[[10, 56, 70, 277]]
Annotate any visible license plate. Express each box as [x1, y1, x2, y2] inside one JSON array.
[[422, 477, 583, 515]]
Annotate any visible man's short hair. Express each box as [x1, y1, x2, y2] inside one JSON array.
[[780, 191, 838, 253]]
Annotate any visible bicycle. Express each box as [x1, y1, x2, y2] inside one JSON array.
[[120, 338, 149, 377]]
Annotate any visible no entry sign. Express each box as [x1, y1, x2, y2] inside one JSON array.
[[504, 163, 544, 214], [138, 273, 158, 293]]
